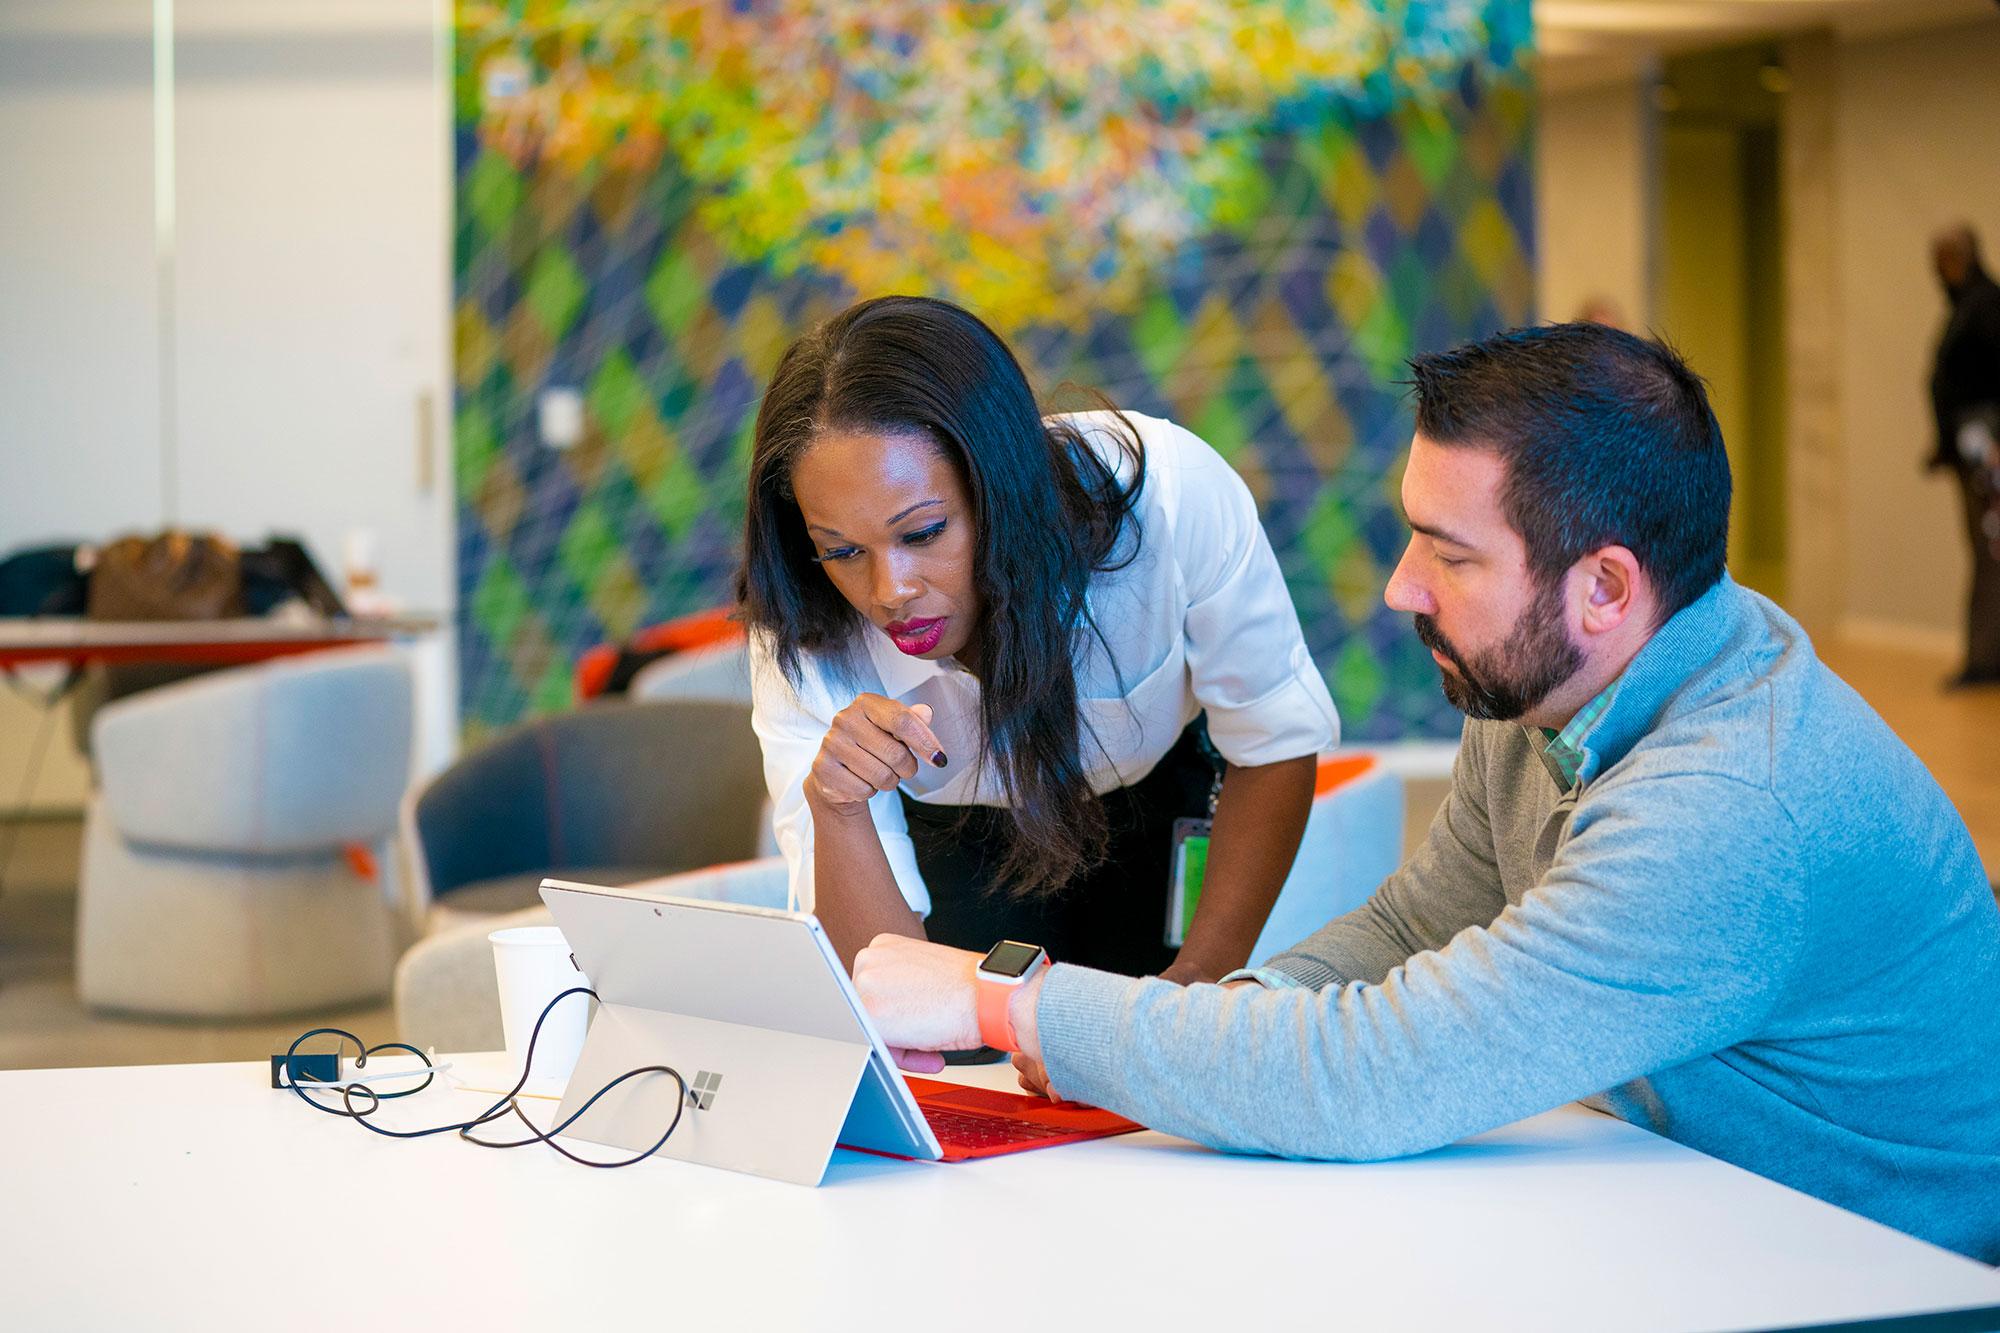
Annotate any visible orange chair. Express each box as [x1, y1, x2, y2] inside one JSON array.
[[574, 606, 744, 703]]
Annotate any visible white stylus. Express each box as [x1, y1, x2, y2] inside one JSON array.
[[286, 1058, 453, 1090]]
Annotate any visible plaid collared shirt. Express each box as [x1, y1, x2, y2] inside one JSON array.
[[1533, 685, 1616, 792]]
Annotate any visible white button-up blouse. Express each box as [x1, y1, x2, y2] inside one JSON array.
[[750, 410, 1341, 915]]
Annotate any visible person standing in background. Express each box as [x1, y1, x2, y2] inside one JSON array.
[[1927, 224, 2000, 688]]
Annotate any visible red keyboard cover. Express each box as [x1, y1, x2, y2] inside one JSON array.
[[899, 1077, 1144, 1161]]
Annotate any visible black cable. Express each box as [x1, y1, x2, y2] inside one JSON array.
[[278, 986, 688, 1169]]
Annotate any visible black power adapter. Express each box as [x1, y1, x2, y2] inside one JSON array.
[[269, 1052, 340, 1088]]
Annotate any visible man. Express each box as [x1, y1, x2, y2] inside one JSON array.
[[856, 322, 2000, 1263], [1928, 224, 2000, 687]]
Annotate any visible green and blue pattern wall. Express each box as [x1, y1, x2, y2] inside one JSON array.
[[453, 0, 1535, 740]]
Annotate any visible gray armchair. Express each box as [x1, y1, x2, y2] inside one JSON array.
[[403, 697, 768, 930], [76, 647, 412, 1018], [627, 638, 753, 704]]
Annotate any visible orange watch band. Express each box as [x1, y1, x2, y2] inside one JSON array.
[[976, 973, 1018, 1052], [974, 943, 1048, 1053]]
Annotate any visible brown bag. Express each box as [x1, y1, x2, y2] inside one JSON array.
[[87, 531, 245, 621]]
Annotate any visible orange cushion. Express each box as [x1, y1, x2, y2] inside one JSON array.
[[1314, 753, 1377, 797], [575, 607, 745, 701]]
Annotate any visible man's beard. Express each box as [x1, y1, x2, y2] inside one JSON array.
[[1413, 576, 1584, 722]]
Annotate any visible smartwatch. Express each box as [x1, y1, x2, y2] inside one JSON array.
[[975, 940, 1050, 1053]]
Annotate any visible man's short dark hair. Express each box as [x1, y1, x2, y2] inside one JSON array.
[[1407, 322, 1732, 623]]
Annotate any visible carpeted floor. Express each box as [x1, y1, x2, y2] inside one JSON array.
[[0, 817, 394, 1071]]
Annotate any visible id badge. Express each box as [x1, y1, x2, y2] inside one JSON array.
[[1165, 816, 1212, 947]]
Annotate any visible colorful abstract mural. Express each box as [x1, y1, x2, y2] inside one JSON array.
[[453, 0, 1535, 741]]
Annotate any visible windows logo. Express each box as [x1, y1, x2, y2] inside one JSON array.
[[689, 1070, 723, 1110]]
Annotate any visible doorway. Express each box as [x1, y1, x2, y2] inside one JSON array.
[[1655, 44, 1788, 601]]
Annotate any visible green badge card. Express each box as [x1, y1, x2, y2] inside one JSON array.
[[1166, 816, 1213, 947]]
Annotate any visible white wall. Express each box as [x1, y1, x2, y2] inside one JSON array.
[[0, 0, 452, 614], [1832, 13, 2000, 640], [1536, 75, 1655, 330], [0, 1, 164, 541], [0, 0, 454, 810], [1, 3, 161, 810], [171, 0, 454, 616]]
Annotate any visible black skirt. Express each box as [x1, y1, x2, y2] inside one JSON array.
[[900, 717, 1223, 978]]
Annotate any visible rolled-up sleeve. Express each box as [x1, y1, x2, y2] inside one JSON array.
[[1169, 427, 1340, 765], [747, 637, 931, 916]]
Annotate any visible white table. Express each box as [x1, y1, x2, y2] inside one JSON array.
[[1, 1058, 1995, 1332]]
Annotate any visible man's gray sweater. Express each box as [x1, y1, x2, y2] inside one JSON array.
[[1037, 577, 2000, 1262]]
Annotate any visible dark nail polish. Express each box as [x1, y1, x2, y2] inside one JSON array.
[[931, 751, 948, 768]]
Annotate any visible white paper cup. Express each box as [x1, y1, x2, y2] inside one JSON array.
[[490, 926, 591, 1087]]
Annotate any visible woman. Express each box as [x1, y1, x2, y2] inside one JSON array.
[[739, 295, 1337, 995]]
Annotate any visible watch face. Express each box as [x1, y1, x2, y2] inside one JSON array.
[[981, 940, 1043, 979]]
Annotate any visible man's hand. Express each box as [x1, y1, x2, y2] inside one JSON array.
[[1012, 1052, 1062, 1101], [853, 934, 983, 1067], [804, 695, 947, 816]]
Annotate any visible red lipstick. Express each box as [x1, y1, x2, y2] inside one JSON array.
[[884, 616, 946, 656]]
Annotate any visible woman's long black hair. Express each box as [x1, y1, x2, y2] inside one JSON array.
[[737, 295, 1146, 897]]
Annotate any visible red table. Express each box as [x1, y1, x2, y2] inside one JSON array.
[[0, 616, 438, 669]]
